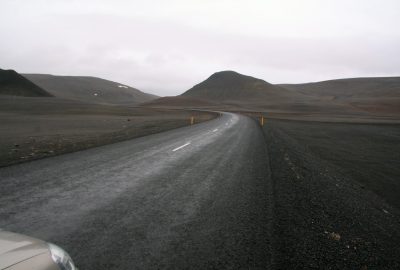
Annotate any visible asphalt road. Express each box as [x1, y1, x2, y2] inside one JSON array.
[[0, 113, 273, 269]]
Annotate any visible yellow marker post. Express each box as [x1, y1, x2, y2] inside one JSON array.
[[261, 116, 264, 126], [190, 116, 194, 125]]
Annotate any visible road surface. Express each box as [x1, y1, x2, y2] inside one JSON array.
[[0, 113, 273, 269]]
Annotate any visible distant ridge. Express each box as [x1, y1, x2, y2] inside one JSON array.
[[279, 77, 400, 114], [23, 74, 158, 105], [0, 69, 52, 97], [279, 77, 400, 99]]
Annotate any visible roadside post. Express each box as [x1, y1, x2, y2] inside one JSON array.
[[190, 116, 194, 125]]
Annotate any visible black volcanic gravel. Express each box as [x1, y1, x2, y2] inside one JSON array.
[[262, 119, 400, 269]]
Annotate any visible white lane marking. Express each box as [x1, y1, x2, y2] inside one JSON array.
[[172, 142, 191, 152], [213, 128, 218, 132]]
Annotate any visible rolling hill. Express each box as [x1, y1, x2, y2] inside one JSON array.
[[145, 71, 337, 112], [23, 74, 158, 105], [0, 69, 52, 97], [181, 70, 303, 104]]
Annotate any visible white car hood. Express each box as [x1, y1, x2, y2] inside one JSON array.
[[0, 231, 48, 269]]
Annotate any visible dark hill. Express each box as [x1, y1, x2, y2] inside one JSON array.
[[0, 69, 52, 97], [181, 71, 302, 104], [23, 74, 158, 105]]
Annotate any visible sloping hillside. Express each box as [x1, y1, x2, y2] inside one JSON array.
[[280, 77, 400, 114], [23, 74, 158, 105], [280, 77, 400, 99], [0, 69, 52, 97]]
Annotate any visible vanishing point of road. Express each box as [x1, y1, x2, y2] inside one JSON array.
[[0, 113, 274, 269]]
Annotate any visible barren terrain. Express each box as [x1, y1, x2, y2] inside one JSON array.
[[0, 96, 216, 167]]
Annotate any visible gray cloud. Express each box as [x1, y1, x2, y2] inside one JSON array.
[[1, 0, 399, 96]]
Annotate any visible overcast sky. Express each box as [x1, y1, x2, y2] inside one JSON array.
[[1, 0, 399, 96]]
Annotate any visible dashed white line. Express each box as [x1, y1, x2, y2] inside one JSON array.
[[213, 128, 218, 132], [172, 142, 191, 152]]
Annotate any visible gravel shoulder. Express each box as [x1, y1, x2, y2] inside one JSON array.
[[262, 119, 400, 269]]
